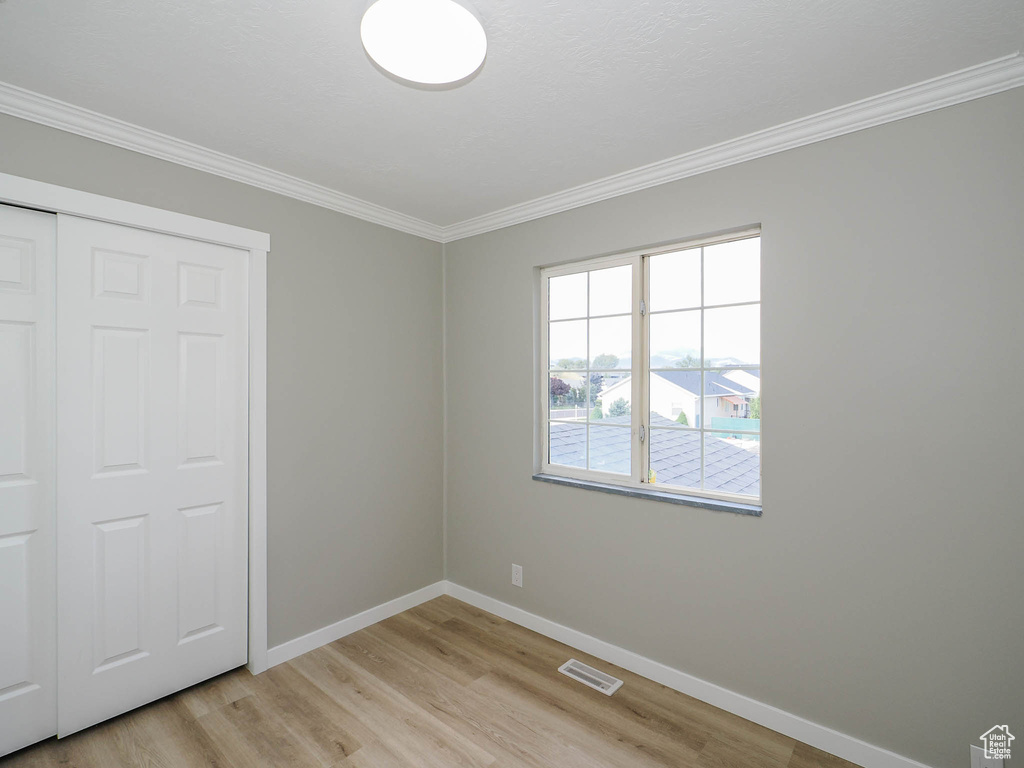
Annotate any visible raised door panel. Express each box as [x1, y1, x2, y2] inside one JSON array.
[[93, 249, 150, 302], [177, 503, 222, 643], [0, 234, 34, 295], [178, 262, 222, 309], [93, 328, 149, 475], [0, 322, 32, 482], [0, 205, 56, 758], [0, 533, 32, 695], [93, 516, 149, 671], [179, 333, 222, 467]]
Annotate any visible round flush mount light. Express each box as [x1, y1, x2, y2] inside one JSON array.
[[360, 0, 487, 85]]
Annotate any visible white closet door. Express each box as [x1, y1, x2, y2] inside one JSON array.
[[56, 215, 249, 737], [0, 205, 56, 756]]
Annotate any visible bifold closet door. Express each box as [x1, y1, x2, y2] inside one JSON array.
[[56, 215, 249, 737], [0, 205, 57, 756]]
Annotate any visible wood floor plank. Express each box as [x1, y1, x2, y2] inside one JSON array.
[[487, 661, 706, 762], [470, 669, 701, 768], [697, 733, 796, 768], [176, 668, 256, 720], [788, 741, 863, 768], [405, 597, 462, 626], [456, 612, 797, 766], [112, 697, 233, 768], [426, 595, 508, 631], [431, 616, 713, 752], [2, 724, 122, 768], [195, 695, 322, 768], [252, 663, 363, 765], [424, 615, 710, 762], [369, 614, 493, 685], [3, 596, 862, 768], [404, 594, 508, 633], [66, 721, 133, 768], [334, 739, 409, 768], [336, 619, 694, 768], [289, 644, 498, 768], [330, 629, 580, 768], [381, 605, 438, 633]]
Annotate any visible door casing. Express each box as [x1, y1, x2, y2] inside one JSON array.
[[0, 171, 270, 677]]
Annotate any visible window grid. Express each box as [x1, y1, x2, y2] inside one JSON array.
[[546, 265, 635, 477], [646, 239, 760, 498], [542, 232, 759, 504]]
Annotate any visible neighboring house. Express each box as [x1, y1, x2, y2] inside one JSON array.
[[722, 369, 761, 394], [550, 414, 760, 496], [597, 371, 758, 428]]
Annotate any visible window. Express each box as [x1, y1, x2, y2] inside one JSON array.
[[540, 232, 761, 505]]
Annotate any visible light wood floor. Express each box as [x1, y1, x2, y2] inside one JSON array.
[[3, 595, 861, 767]]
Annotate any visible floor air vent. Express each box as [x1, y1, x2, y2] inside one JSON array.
[[558, 659, 623, 695]]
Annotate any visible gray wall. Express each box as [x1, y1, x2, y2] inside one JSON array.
[[443, 87, 1024, 768], [0, 113, 444, 648]]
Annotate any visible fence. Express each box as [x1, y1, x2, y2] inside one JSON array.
[[709, 417, 761, 439], [550, 407, 590, 421]]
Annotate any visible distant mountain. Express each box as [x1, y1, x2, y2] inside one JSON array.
[[554, 352, 755, 370], [649, 354, 680, 368]]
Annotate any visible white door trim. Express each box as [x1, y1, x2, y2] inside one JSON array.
[[0, 173, 269, 251], [0, 171, 271, 676], [246, 248, 268, 674]]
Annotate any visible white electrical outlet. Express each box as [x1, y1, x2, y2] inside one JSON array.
[[512, 563, 523, 588], [972, 745, 1005, 768]]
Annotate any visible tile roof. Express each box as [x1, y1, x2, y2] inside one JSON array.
[[653, 370, 756, 397], [550, 414, 760, 497]]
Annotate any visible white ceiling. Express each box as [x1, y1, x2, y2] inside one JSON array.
[[0, 0, 1021, 229]]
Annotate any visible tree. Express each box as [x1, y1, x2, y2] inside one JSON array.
[[555, 358, 586, 370], [589, 372, 605, 401], [550, 377, 570, 400], [749, 396, 761, 419], [591, 399, 603, 420], [673, 354, 700, 368], [608, 398, 630, 417], [592, 353, 619, 370], [675, 412, 689, 426]]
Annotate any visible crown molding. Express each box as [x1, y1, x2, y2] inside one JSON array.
[[440, 52, 1024, 242], [1, 53, 1021, 245], [0, 81, 446, 242]]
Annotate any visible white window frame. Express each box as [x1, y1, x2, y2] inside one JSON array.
[[538, 228, 761, 506]]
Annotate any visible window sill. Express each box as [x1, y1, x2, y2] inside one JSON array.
[[532, 473, 762, 517]]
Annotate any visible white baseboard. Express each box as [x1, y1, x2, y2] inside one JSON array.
[[264, 579, 933, 768], [444, 582, 934, 768], [265, 581, 446, 668]]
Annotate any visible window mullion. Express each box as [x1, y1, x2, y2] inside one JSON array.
[[699, 246, 706, 490], [585, 271, 591, 471], [633, 253, 646, 486], [540, 272, 549, 472]]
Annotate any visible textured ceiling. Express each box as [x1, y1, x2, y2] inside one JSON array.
[[0, 0, 1021, 227]]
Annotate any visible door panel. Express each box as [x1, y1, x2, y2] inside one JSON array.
[[0, 205, 56, 757], [57, 215, 248, 737]]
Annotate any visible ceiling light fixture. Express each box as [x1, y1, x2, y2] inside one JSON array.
[[360, 0, 487, 85]]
